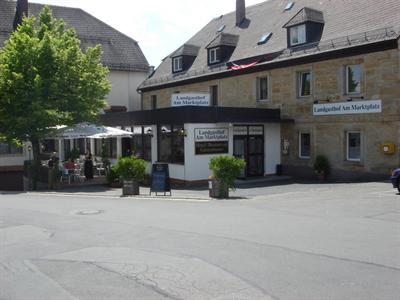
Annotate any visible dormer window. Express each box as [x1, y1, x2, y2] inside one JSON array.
[[170, 44, 200, 74], [208, 47, 221, 64], [283, 7, 324, 48], [173, 56, 183, 73], [206, 33, 238, 66], [290, 24, 306, 46]]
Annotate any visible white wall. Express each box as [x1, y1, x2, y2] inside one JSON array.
[[144, 122, 281, 181], [148, 124, 186, 180], [264, 123, 281, 175], [184, 123, 232, 181], [107, 70, 148, 111], [0, 142, 31, 167]]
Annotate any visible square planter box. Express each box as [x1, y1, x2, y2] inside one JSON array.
[[122, 180, 139, 196], [209, 179, 229, 199]]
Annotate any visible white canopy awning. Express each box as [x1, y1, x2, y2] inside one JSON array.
[[53, 123, 133, 139]]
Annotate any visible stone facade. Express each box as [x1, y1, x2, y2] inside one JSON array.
[[142, 47, 400, 179]]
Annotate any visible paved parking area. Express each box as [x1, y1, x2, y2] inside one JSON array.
[[1, 181, 399, 299]]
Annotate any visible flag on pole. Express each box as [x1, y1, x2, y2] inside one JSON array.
[[229, 60, 260, 70]]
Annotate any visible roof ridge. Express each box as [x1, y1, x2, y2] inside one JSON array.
[[0, 0, 149, 71], [1, 0, 140, 44], [9, 0, 84, 12], [211, 0, 275, 21], [75, 7, 139, 45]]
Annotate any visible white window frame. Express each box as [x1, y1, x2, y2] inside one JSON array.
[[298, 70, 312, 98], [346, 131, 361, 162], [209, 47, 221, 64], [0, 141, 23, 156], [257, 76, 269, 102], [298, 132, 311, 159], [173, 56, 183, 72], [345, 64, 362, 95], [290, 24, 306, 46]]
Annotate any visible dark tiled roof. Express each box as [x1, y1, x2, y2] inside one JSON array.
[[283, 7, 324, 28], [0, 0, 149, 72], [206, 33, 239, 48], [171, 44, 200, 58], [142, 0, 400, 89]]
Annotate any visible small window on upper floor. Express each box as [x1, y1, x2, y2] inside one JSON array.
[[290, 24, 306, 46], [256, 76, 269, 102], [298, 71, 311, 97], [208, 47, 221, 65], [346, 131, 361, 162], [299, 132, 311, 159], [283, 7, 324, 48], [210, 85, 218, 106], [172, 56, 183, 73], [345, 65, 361, 94], [151, 95, 157, 110]]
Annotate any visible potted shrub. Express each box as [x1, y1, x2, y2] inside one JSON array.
[[209, 155, 246, 199], [313, 155, 331, 181], [65, 148, 80, 161], [114, 156, 146, 195], [106, 166, 121, 188]]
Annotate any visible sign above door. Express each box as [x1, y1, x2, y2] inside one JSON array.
[[171, 93, 210, 107]]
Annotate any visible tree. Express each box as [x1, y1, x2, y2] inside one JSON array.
[[0, 6, 110, 188]]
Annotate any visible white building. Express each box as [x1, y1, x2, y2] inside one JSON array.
[[0, 0, 150, 190]]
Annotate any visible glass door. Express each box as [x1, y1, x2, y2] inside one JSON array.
[[247, 135, 264, 176], [233, 125, 265, 178], [233, 136, 247, 178]]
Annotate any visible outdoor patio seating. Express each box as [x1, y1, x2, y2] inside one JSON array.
[[95, 163, 106, 176], [59, 166, 72, 184]]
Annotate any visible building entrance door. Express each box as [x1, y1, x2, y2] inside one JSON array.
[[233, 126, 264, 177]]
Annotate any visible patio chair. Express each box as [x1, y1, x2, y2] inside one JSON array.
[[96, 163, 106, 176], [59, 167, 72, 184], [74, 168, 85, 183]]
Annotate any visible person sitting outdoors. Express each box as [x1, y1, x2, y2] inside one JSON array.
[[64, 158, 75, 170]]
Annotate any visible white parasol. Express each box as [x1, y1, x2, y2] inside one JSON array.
[[54, 123, 133, 139]]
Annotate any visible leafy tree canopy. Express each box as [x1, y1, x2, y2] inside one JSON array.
[[0, 6, 110, 144]]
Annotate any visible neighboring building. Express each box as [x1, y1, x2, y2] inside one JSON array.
[[0, 0, 149, 190], [102, 0, 400, 182]]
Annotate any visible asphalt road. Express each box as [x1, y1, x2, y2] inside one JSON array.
[[1, 182, 399, 300]]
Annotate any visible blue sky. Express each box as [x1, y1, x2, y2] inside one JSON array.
[[30, 0, 266, 67]]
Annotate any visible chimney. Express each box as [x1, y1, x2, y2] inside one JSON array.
[[13, 0, 29, 30], [236, 0, 246, 26]]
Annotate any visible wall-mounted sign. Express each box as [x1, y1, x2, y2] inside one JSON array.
[[233, 126, 264, 136], [233, 126, 248, 136], [313, 100, 382, 116], [171, 93, 210, 107], [194, 128, 229, 155], [194, 128, 229, 142], [195, 142, 229, 155], [249, 126, 264, 135]]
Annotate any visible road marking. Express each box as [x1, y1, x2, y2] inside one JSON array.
[[27, 192, 210, 202], [369, 190, 398, 197]]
